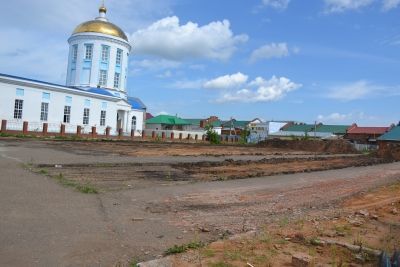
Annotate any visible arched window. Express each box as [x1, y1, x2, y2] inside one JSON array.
[[131, 116, 137, 130]]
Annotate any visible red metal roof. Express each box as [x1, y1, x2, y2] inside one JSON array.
[[347, 126, 390, 135]]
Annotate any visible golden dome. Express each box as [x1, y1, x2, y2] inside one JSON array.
[[72, 20, 129, 42]]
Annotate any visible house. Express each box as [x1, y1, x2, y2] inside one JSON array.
[[248, 118, 269, 143], [268, 121, 292, 136], [221, 119, 251, 136], [345, 124, 391, 144], [314, 124, 350, 139], [378, 125, 400, 143], [269, 123, 351, 139], [146, 115, 192, 131], [270, 123, 316, 138]]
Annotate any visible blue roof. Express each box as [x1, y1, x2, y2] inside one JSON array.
[[127, 97, 146, 110], [71, 86, 115, 97], [378, 126, 400, 141], [0, 73, 117, 99], [0, 72, 68, 88]]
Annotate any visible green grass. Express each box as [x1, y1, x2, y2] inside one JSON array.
[[54, 173, 98, 194], [165, 241, 205, 255]]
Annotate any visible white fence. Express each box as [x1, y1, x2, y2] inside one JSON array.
[[143, 129, 205, 139]]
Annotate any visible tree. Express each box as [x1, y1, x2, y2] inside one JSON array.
[[205, 125, 220, 144]]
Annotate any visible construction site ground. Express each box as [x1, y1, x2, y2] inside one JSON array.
[[0, 138, 398, 266]]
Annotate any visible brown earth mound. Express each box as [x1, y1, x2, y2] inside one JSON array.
[[378, 142, 400, 160], [258, 139, 358, 154]]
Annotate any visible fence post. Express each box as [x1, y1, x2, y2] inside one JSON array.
[[152, 131, 156, 139], [22, 121, 29, 135], [142, 130, 146, 139], [106, 127, 110, 138], [195, 134, 198, 141], [76, 126, 82, 137], [91, 127, 97, 138], [179, 133, 183, 140], [162, 132, 166, 140], [170, 132, 174, 139], [202, 135, 206, 141], [42, 123, 48, 136], [60, 124, 65, 136], [131, 129, 135, 138], [1, 120, 7, 132], [187, 134, 191, 140], [118, 128, 123, 138]]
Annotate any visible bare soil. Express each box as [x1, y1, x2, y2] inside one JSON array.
[[159, 182, 400, 267], [36, 155, 390, 192]]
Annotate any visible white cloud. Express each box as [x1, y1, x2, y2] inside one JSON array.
[[172, 79, 205, 89], [328, 80, 373, 101], [327, 80, 400, 101], [317, 112, 350, 122], [249, 43, 290, 63], [217, 75, 301, 103], [317, 111, 378, 123], [262, 0, 291, 10], [382, 0, 400, 10], [203, 72, 249, 90], [131, 16, 248, 61], [324, 0, 374, 13]]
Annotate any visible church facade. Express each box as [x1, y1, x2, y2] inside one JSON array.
[[0, 5, 146, 136]]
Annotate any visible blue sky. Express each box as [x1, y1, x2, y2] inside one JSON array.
[[0, 0, 399, 125]]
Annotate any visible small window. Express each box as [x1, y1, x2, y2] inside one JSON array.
[[100, 110, 106, 126], [40, 102, 49, 121], [63, 106, 71, 123], [14, 99, 23, 119], [132, 116, 137, 130], [65, 96, 72, 104], [101, 45, 110, 62], [116, 49, 123, 65], [83, 108, 90, 125], [114, 73, 120, 88], [101, 102, 107, 110], [42, 92, 50, 101], [85, 44, 93, 60], [72, 44, 78, 62], [16, 88, 24, 96], [99, 70, 108, 86], [84, 99, 91, 107]]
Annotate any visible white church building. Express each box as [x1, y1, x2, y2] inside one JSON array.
[[0, 4, 146, 136]]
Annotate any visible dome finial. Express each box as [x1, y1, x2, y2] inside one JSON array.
[[99, 0, 107, 15]]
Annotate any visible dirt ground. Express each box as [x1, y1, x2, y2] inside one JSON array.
[[0, 138, 399, 266], [37, 155, 390, 192], [158, 182, 400, 266]]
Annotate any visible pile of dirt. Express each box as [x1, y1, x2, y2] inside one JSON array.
[[377, 142, 400, 160], [259, 139, 358, 154]]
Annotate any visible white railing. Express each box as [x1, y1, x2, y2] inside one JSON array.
[[6, 119, 24, 131], [143, 129, 205, 139]]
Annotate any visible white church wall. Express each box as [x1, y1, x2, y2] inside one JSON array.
[[0, 80, 123, 134]]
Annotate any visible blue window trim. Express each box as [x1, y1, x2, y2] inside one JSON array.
[[42, 92, 50, 101], [16, 88, 24, 96]]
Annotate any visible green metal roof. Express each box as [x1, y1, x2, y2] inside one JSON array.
[[221, 120, 251, 128], [184, 119, 202, 127], [146, 115, 190, 126], [315, 125, 350, 134], [378, 126, 400, 141], [284, 124, 315, 132]]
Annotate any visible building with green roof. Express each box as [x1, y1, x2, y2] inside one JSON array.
[[146, 115, 191, 131], [315, 125, 350, 135], [378, 126, 400, 142]]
